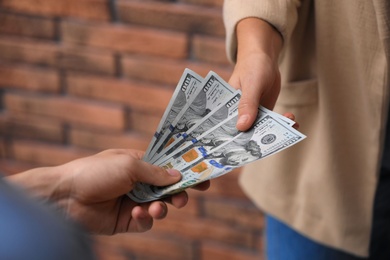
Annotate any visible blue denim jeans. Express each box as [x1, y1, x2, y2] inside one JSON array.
[[265, 165, 390, 260]]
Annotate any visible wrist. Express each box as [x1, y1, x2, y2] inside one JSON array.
[[236, 17, 282, 64], [6, 165, 69, 203]]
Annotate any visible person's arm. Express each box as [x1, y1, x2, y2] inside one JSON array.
[[6, 149, 209, 234], [229, 18, 283, 131]]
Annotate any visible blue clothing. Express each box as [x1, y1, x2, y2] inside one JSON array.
[[265, 215, 364, 260], [0, 178, 95, 260]]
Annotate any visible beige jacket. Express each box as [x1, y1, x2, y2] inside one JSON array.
[[224, 0, 389, 257]]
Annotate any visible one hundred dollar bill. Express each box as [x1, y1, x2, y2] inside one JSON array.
[[143, 68, 204, 161]]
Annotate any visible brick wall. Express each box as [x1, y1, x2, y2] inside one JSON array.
[[0, 0, 265, 259]]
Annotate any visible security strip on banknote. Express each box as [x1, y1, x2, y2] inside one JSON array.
[[150, 92, 242, 164], [128, 68, 306, 203]]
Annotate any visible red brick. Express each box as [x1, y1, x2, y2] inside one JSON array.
[[2, 111, 63, 129], [95, 233, 194, 260], [128, 111, 162, 137], [0, 36, 58, 66], [192, 34, 231, 65], [10, 140, 93, 166], [205, 168, 249, 199], [58, 46, 116, 75], [69, 128, 149, 151], [0, 111, 64, 143], [151, 213, 254, 248], [178, 0, 223, 7], [61, 21, 188, 59], [200, 241, 262, 260], [121, 55, 233, 85], [0, 0, 110, 21], [117, 0, 225, 37], [67, 73, 172, 113], [0, 36, 116, 75], [92, 236, 130, 260], [4, 93, 126, 130], [0, 63, 60, 93], [203, 198, 264, 229], [0, 12, 55, 39], [122, 56, 199, 85]]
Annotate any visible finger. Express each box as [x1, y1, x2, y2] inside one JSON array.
[[113, 196, 138, 234], [282, 112, 300, 129], [282, 112, 295, 121], [163, 191, 189, 209], [148, 201, 168, 219], [292, 122, 300, 129], [191, 180, 210, 191], [130, 205, 153, 232]]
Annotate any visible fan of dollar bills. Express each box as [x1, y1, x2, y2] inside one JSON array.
[[128, 68, 306, 202]]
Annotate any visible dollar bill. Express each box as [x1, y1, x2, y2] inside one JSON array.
[[151, 92, 242, 164], [143, 68, 204, 161], [148, 71, 237, 161]]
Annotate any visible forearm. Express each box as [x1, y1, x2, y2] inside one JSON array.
[[236, 18, 283, 64]]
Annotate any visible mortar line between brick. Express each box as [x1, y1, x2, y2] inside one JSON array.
[[0, 89, 4, 110], [53, 17, 62, 42], [62, 123, 71, 145], [109, 0, 119, 22], [187, 32, 195, 61], [115, 53, 123, 78], [59, 69, 67, 95], [123, 106, 132, 131]]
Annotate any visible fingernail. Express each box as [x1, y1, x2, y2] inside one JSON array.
[[237, 115, 249, 126], [166, 169, 181, 177]]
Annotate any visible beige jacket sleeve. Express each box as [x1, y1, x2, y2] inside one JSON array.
[[223, 0, 301, 63]]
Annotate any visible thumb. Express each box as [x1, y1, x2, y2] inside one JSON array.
[[131, 160, 182, 187], [236, 86, 261, 131], [228, 74, 260, 132]]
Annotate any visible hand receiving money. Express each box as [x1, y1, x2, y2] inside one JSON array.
[[128, 69, 306, 202]]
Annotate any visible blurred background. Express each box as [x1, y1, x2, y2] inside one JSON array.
[[0, 0, 265, 259]]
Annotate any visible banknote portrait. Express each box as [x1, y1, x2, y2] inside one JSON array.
[[207, 129, 262, 167]]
